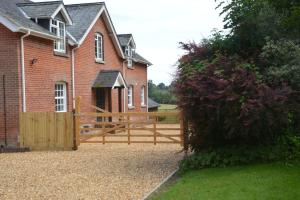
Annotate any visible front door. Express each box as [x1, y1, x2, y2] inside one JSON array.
[[95, 88, 106, 123], [96, 88, 105, 110]]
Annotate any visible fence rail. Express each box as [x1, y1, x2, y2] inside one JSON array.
[[18, 97, 188, 151], [75, 97, 185, 146]]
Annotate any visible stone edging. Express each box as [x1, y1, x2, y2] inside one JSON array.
[[141, 167, 179, 200]]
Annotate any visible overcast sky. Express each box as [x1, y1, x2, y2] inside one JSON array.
[[36, 0, 224, 84]]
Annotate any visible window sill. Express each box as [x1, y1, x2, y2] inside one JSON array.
[[141, 105, 147, 108], [95, 59, 105, 64], [54, 51, 69, 58], [128, 106, 135, 110], [127, 66, 135, 70]]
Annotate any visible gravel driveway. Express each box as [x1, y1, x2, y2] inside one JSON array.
[[0, 143, 183, 200]]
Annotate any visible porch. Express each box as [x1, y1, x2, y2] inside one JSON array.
[[92, 70, 127, 113]]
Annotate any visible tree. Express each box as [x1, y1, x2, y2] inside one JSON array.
[[267, 0, 300, 38], [148, 80, 177, 104], [158, 83, 166, 90], [174, 0, 300, 152], [217, 0, 283, 58]]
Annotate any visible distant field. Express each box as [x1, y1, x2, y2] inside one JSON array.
[[158, 104, 178, 123], [159, 104, 177, 111]]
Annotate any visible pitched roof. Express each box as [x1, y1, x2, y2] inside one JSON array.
[[0, 0, 57, 39], [93, 70, 127, 88], [65, 3, 104, 43], [133, 53, 152, 66], [118, 34, 132, 46], [148, 98, 160, 109], [18, 1, 72, 25], [65, 2, 125, 58], [117, 34, 152, 66], [0, 0, 150, 63], [17, 1, 61, 19]]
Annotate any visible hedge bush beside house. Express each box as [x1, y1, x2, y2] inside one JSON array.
[[174, 1, 300, 168]]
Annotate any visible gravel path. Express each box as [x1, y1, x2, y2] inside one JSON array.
[[0, 143, 183, 200]]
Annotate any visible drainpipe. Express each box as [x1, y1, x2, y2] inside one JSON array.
[[21, 30, 30, 112], [122, 60, 127, 113], [146, 65, 149, 112], [2, 75, 7, 146], [71, 45, 80, 109]]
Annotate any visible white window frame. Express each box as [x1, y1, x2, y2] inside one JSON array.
[[127, 59, 133, 68], [128, 86, 133, 107], [125, 46, 132, 57], [95, 33, 104, 61], [55, 82, 67, 112], [50, 19, 66, 53], [141, 86, 145, 106]]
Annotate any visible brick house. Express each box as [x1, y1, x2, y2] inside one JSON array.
[[0, 0, 152, 147]]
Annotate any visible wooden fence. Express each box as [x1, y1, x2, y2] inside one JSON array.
[[74, 97, 186, 146], [19, 112, 75, 150], [18, 97, 188, 151]]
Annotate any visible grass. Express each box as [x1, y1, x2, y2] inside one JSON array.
[[159, 104, 178, 110], [149, 162, 300, 200], [158, 104, 178, 123]]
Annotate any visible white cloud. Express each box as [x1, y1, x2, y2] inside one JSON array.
[[34, 0, 224, 84]]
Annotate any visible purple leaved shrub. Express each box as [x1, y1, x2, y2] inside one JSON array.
[[175, 45, 294, 152]]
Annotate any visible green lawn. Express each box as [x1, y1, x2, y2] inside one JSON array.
[[159, 104, 177, 111], [149, 162, 300, 200], [158, 104, 178, 123]]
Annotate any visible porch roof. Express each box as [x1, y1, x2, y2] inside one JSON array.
[[92, 70, 127, 89]]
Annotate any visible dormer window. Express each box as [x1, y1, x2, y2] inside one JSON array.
[[50, 19, 66, 53], [95, 33, 104, 62], [125, 46, 133, 58]]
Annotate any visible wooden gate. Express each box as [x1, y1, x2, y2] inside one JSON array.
[[74, 97, 185, 146]]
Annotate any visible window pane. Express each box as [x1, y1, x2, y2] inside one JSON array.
[[55, 83, 67, 112], [51, 21, 65, 52], [51, 19, 57, 25], [95, 34, 103, 60], [51, 27, 57, 35], [141, 87, 145, 105], [128, 86, 133, 106]]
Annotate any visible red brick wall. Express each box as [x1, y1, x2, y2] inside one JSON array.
[[74, 13, 148, 113], [24, 36, 73, 112], [124, 63, 148, 113], [0, 13, 149, 146], [0, 24, 21, 146], [0, 25, 74, 146], [74, 14, 124, 112]]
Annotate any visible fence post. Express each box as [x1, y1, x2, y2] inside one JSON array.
[[74, 96, 81, 149], [102, 126, 106, 144], [182, 112, 189, 157], [127, 115, 131, 145], [154, 114, 157, 145], [180, 112, 184, 147]]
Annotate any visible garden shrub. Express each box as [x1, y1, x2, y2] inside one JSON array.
[[179, 134, 300, 172], [175, 53, 294, 152], [261, 39, 300, 90], [174, 0, 300, 170]]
